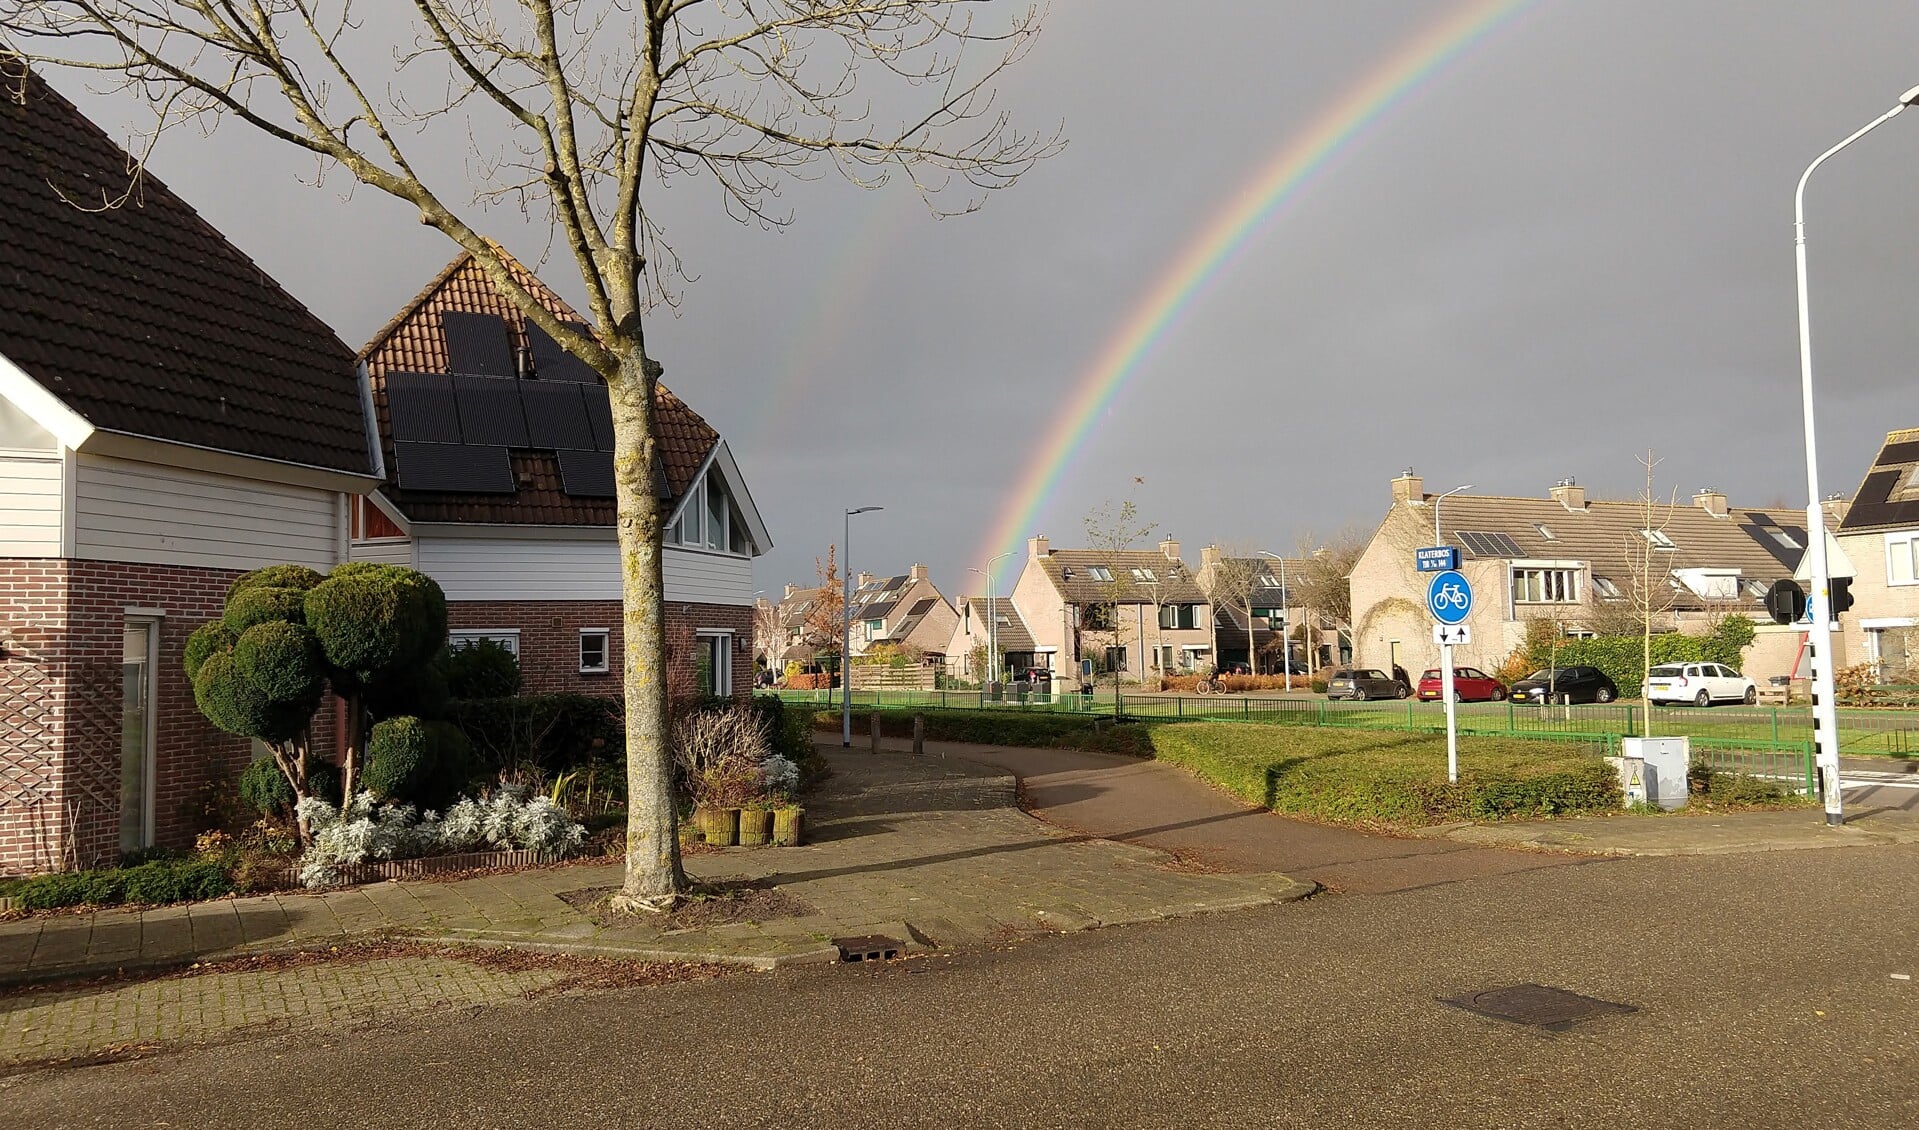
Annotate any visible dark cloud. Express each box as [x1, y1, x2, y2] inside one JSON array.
[[40, 0, 1919, 600]]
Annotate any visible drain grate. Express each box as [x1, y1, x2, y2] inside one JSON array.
[[834, 934, 904, 962], [1442, 984, 1636, 1031]]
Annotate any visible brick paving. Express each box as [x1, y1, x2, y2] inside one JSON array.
[[0, 747, 1313, 1066]]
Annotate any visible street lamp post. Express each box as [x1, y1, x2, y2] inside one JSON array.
[[1793, 84, 1919, 825], [842, 506, 882, 747], [968, 551, 1014, 688], [1259, 551, 1292, 692], [1432, 483, 1474, 549]]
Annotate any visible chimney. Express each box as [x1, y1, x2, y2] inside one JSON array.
[[783, 583, 798, 599], [1823, 493, 1851, 524], [1391, 467, 1424, 504], [1693, 487, 1728, 518], [1549, 476, 1586, 511], [909, 563, 929, 583], [1029, 535, 1050, 559], [857, 572, 875, 588], [1199, 544, 1222, 570], [1159, 537, 1182, 562]]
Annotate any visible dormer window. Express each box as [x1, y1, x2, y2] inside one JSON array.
[[1086, 566, 1114, 582], [1534, 523, 1556, 541], [1640, 529, 1678, 550], [1130, 567, 1158, 583]]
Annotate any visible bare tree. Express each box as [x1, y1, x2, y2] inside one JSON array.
[[1, 2, 1058, 911], [1625, 450, 1680, 735], [1081, 496, 1155, 708], [1200, 542, 1267, 676], [1291, 528, 1366, 669]]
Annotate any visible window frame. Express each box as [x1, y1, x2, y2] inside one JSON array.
[[1511, 566, 1579, 604], [1887, 532, 1919, 587], [578, 628, 611, 674], [450, 628, 520, 657]]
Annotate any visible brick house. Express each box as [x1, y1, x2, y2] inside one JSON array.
[[353, 253, 769, 697], [941, 597, 1039, 680], [1833, 427, 1919, 680], [1006, 536, 1213, 683], [1347, 470, 1807, 683], [0, 64, 382, 872], [846, 565, 958, 663]]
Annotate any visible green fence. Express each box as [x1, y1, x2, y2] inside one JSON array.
[[778, 688, 1827, 792]]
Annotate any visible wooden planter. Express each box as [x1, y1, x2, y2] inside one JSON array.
[[737, 807, 773, 847], [695, 805, 739, 846], [772, 806, 804, 847]]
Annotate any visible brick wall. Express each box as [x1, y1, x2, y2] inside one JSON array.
[[447, 599, 756, 697], [1, 558, 251, 873]]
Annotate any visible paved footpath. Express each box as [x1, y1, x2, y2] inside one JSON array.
[[0, 748, 1311, 988], [879, 736, 1919, 890]]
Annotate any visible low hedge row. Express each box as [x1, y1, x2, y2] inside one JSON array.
[[1143, 724, 1621, 826], [0, 857, 235, 911], [815, 707, 1153, 755]]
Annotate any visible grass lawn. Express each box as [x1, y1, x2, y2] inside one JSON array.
[[1144, 724, 1620, 827]]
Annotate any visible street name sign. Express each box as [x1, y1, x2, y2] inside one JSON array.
[[1416, 546, 1460, 573], [1427, 570, 1473, 625]]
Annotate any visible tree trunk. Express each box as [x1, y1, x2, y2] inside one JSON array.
[[608, 351, 688, 910]]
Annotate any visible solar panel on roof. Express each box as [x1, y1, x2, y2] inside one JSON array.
[[453, 375, 529, 446], [393, 441, 514, 493], [583, 385, 615, 451], [521, 380, 596, 449], [1457, 531, 1523, 558], [525, 319, 601, 383], [908, 598, 937, 616], [555, 448, 616, 498], [1876, 441, 1919, 467], [385, 372, 462, 443], [442, 311, 517, 377]]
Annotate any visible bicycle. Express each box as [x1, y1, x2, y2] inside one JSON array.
[[1193, 675, 1230, 695]]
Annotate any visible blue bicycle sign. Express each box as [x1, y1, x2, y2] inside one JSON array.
[[1427, 570, 1473, 625]]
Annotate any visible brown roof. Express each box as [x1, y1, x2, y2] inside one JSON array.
[[360, 252, 717, 524], [777, 585, 830, 629], [1407, 492, 1806, 610], [1036, 549, 1205, 605], [960, 597, 1036, 652], [0, 60, 372, 476], [1838, 427, 1919, 535]]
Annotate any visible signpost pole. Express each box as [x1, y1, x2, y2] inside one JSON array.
[[1442, 641, 1458, 783], [1425, 566, 1472, 787]]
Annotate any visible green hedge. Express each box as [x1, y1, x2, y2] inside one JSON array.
[[449, 693, 623, 776], [0, 858, 235, 910], [817, 707, 1153, 756], [1527, 618, 1757, 699], [1145, 724, 1620, 826]]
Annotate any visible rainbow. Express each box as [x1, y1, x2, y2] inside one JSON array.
[[972, 0, 1537, 584]]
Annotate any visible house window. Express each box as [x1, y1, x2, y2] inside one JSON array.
[[1591, 576, 1623, 599], [352, 496, 405, 540], [1534, 523, 1556, 541], [1159, 604, 1198, 630], [1512, 567, 1578, 603], [579, 629, 611, 674], [1085, 565, 1114, 582], [1887, 534, 1919, 586], [1256, 574, 1285, 589], [864, 619, 883, 641], [1103, 646, 1128, 673], [1640, 529, 1678, 550], [1743, 579, 1770, 599], [1767, 528, 1803, 552], [450, 628, 520, 657], [1131, 567, 1158, 583], [696, 631, 733, 696]]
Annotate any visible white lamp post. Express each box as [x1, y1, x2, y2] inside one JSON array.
[[842, 506, 882, 747], [968, 551, 1014, 687], [1793, 84, 1919, 825], [1432, 483, 1474, 549]]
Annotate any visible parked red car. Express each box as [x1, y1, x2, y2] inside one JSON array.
[[1416, 666, 1507, 703]]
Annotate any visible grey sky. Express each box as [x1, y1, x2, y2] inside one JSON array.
[[40, 1, 1919, 602]]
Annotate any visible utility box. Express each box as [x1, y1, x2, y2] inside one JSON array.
[[1606, 756, 1649, 807], [1620, 736, 1690, 810]]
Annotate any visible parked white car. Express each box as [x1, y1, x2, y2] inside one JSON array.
[[1644, 662, 1757, 707]]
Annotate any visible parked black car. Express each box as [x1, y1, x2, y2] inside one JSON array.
[[1325, 668, 1408, 701], [1508, 666, 1619, 705]]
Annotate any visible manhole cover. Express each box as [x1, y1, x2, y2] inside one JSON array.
[[1442, 984, 1636, 1031], [834, 934, 904, 962]]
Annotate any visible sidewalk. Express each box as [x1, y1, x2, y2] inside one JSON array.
[[874, 736, 1919, 884], [0, 747, 1313, 987]]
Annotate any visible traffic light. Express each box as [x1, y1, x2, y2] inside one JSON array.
[[1830, 576, 1854, 616], [1765, 580, 1806, 625]]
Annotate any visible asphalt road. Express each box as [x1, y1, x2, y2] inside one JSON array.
[[6, 843, 1916, 1128]]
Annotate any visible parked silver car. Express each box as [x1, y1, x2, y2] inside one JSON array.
[[1325, 668, 1407, 701]]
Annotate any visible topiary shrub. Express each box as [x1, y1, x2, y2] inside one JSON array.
[[231, 564, 326, 595], [223, 585, 311, 633], [183, 622, 237, 681], [362, 716, 475, 810], [446, 638, 520, 699], [231, 621, 325, 702], [304, 566, 447, 685], [238, 755, 342, 819]]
